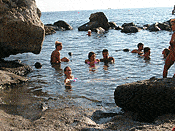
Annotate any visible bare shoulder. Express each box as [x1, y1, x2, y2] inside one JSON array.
[[131, 49, 138, 53]]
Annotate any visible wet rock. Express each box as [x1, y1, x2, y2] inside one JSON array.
[[0, 60, 32, 88], [121, 22, 141, 33], [34, 62, 42, 69], [0, 0, 45, 58], [121, 26, 140, 33], [78, 12, 110, 31], [114, 78, 175, 122], [44, 25, 56, 35], [53, 20, 73, 30]]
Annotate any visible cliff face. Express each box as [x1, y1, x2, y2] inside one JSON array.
[[0, 0, 45, 58]]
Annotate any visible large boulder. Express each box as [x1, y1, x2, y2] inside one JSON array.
[[0, 0, 45, 58], [53, 20, 73, 30], [114, 77, 175, 122], [78, 12, 110, 31]]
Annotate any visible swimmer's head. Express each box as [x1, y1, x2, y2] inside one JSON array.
[[55, 41, 62, 48], [137, 43, 144, 48], [144, 47, 150, 53], [88, 30, 91, 32], [88, 52, 95, 59], [64, 66, 72, 76]]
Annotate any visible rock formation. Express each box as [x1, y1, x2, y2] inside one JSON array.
[[114, 77, 175, 122], [78, 12, 110, 31], [0, 0, 45, 58]]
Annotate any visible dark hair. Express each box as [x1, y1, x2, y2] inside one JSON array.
[[102, 49, 108, 53], [137, 43, 144, 48], [64, 66, 69, 72], [55, 41, 62, 48], [88, 52, 95, 59], [144, 47, 150, 53]]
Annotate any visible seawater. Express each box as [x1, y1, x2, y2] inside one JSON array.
[[3, 7, 175, 113]]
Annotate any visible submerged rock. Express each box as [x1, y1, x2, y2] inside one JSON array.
[[114, 77, 175, 122], [0, 0, 45, 58]]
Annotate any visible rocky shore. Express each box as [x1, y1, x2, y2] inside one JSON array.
[[1, 103, 175, 130]]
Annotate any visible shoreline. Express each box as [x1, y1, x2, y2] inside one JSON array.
[[0, 103, 175, 130]]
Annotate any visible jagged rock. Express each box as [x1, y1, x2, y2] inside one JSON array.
[[114, 78, 175, 122], [53, 20, 73, 30], [147, 22, 161, 31], [0, 59, 32, 88], [78, 12, 110, 31], [0, 0, 45, 58], [108, 22, 117, 29], [44, 25, 56, 35]]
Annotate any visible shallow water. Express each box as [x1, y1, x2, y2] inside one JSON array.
[[2, 7, 175, 115]]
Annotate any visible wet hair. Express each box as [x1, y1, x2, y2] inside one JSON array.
[[88, 52, 95, 59], [64, 66, 69, 72], [55, 41, 62, 48], [144, 47, 150, 53], [102, 49, 108, 53], [137, 43, 144, 48]]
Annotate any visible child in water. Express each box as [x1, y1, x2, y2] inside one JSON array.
[[64, 66, 77, 88], [50, 41, 69, 64], [100, 49, 115, 63], [85, 52, 100, 67]]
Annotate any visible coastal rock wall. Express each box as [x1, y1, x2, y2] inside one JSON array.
[[0, 0, 45, 58], [114, 78, 175, 122]]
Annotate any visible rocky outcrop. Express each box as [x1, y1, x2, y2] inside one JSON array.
[[114, 77, 175, 122], [0, 60, 32, 88], [0, 0, 45, 58], [54, 20, 73, 30], [78, 12, 110, 31], [121, 22, 141, 33], [145, 21, 171, 31]]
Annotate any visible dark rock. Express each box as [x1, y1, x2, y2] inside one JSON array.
[[147, 23, 161, 31], [157, 22, 171, 31], [68, 52, 73, 56], [34, 62, 42, 69], [109, 22, 118, 29], [44, 25, 56, 35], [123, 49, 130, 52], [78, 12, 110, 31], [121, 26, 140, 33], [53, 20, 73, 30], [122, 22, 136, 28], [0, 0, 45, 58], [114, 78, 175, 122]]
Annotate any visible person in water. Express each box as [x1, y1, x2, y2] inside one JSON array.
[[85, 52, 100, 66], [50, 41, 69, 64], [142, 47, 151, 60], [162, 48, 170, 59], [131, 43, 144, 55], [64, 66, 76, 88], [100, 49, 115, 63], [163, 19, 175, 78], [87, 30, 92, 36]]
